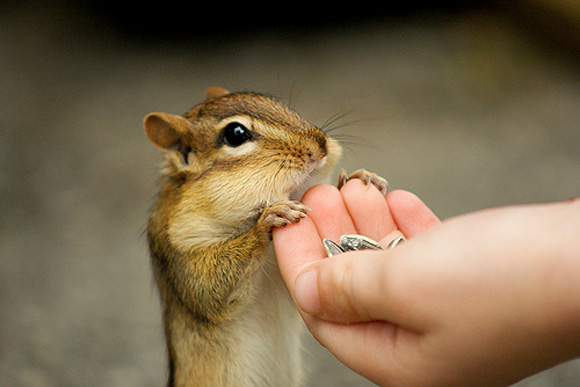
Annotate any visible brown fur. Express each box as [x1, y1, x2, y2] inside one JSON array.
[[144, 87, 343, 386]]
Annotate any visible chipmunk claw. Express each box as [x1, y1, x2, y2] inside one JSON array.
[[260, 200, 310, 229], [337, 168, 388, 195]]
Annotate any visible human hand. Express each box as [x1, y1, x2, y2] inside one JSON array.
[[273, 180, 580, 386]]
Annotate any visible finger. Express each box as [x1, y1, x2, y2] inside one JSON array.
[[339, 178, 397, 241], [299, 250, 411, 325], [272, 215, 326, 296], [301, 184, 356, 241], [386, 190, 440, 238], [379, 229, 407, 249]]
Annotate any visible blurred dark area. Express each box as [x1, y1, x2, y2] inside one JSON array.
[[1, 2, 575, 39], [39, 1, 482, 38], [1, 1, 579, 386], [3, 0, 580, 62]]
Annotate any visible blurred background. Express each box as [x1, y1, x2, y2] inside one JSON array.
[[1, 1, 579, 385]]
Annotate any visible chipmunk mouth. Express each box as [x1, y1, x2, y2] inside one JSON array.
[[288, 156, 328, 201]]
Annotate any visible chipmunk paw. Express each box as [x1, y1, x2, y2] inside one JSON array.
[[260, 200, 310, 229], [337, 168, 388, 195]]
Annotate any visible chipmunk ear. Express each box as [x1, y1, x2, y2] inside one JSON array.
[[143, 112, 193, 151], [205, 86, 230, 100]]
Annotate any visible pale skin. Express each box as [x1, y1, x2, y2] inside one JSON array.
[[272, 179, 580, 386]]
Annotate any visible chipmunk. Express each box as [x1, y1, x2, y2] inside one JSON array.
[[144, 86, 387, 386]]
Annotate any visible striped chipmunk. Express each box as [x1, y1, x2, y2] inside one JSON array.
[[143, 86, 387, 386]]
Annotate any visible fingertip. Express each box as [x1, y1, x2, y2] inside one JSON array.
[[301, 183, 356, 241], [272, 216, 326, 291], [386, 190, 440, 237], [385, 189, 421, 206], [340, 178, 396, 240], [302, 183, 340, 205]]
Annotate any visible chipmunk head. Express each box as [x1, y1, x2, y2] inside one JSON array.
[[144, 87, 342, 208]]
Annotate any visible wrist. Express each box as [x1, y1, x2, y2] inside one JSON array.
[[529, 200, 580, 364]]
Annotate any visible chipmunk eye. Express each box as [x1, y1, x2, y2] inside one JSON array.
[[222, 122, 252, 147]]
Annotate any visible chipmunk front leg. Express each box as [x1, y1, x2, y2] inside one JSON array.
[[175, 200, 309, 325], [337, 168, 388, 195]]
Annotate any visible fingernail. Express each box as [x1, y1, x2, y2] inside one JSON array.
[[295, 269, 321, 315]]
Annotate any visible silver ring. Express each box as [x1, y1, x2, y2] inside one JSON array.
[[324, 234, 405, 257], [323, 234, 383, 257], [387, 236, 405, 249]]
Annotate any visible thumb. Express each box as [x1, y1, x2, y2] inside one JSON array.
[[295, 249, 406, 325]]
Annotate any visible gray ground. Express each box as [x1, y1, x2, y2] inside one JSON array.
[[1, 2, 579, 386]]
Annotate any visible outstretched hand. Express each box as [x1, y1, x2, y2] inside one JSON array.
[[273, 180, 580, 386]]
